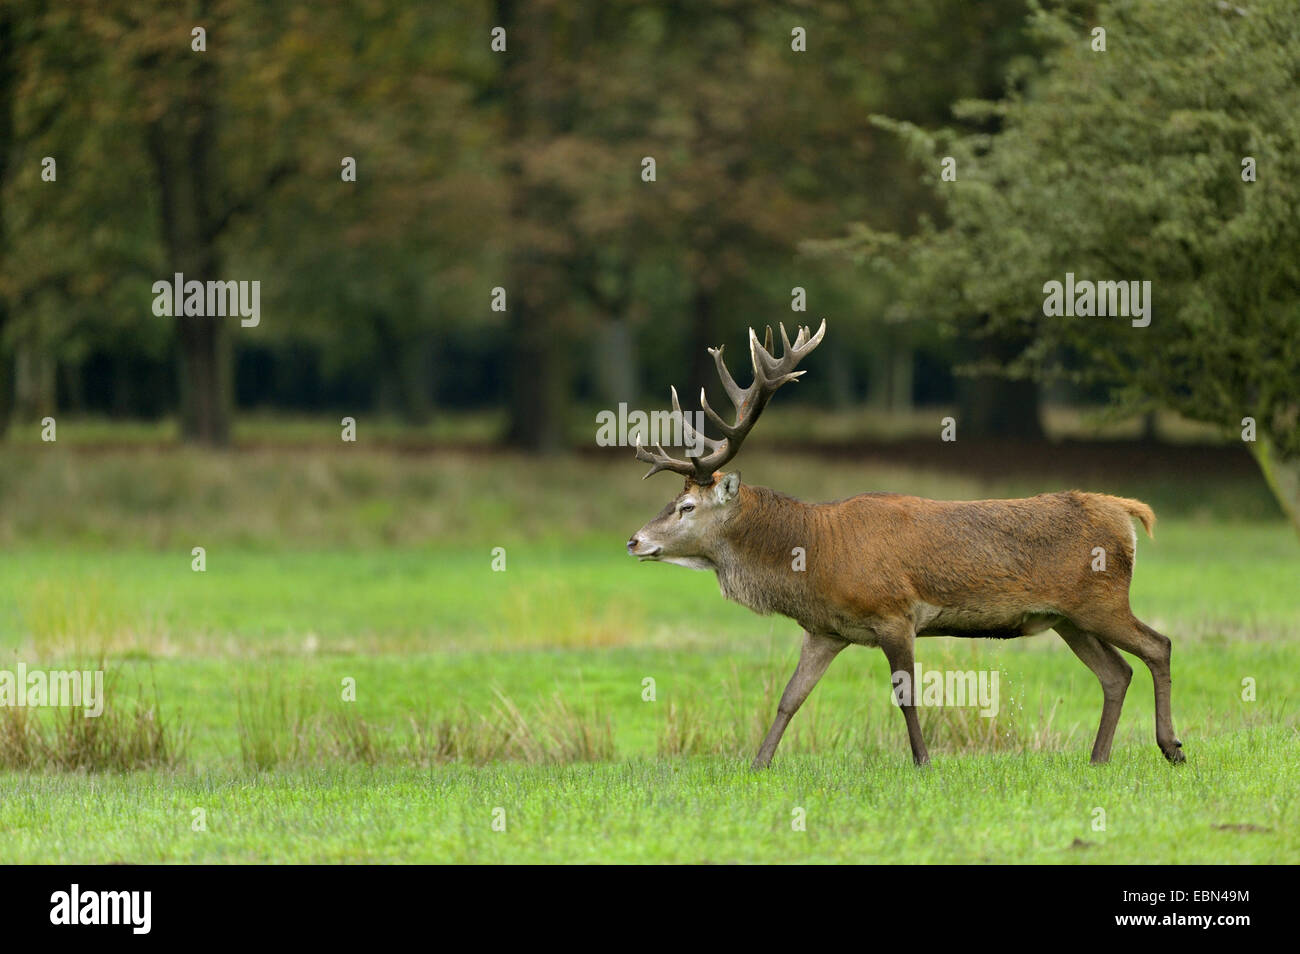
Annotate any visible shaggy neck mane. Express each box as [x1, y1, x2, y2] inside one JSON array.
[[712, 485, 817, 616]]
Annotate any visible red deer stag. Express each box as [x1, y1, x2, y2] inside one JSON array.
[[627, 320, 1183, 769]]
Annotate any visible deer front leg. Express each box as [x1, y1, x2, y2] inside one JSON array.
[[879, 621, 930, 766], [752, 630, 847, 769]]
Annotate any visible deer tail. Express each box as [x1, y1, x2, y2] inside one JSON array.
[[1114, 497, 1156, 539]]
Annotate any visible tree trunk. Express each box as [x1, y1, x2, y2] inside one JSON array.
[[1249, 436, 1300, 537], [145, 29, 232, 446], [593, 318, 638, 406], [14, 341, 56, 422], [60, 359, 84, 414], [827, 347, 855, 408], [112, 354, 132, 417], [956, 328, 1044, 441], [867, 334, 913, 412], [373, 311, 435, 426], [1139, 410, 1159, 441], [397, 335, 435, 427], [177, 314, 232, 444], [0, 10, 13, 439], [504, 299, 568, 452], [956, 375, 1043, 440], [498, 0, 570, 453], [0, 338, 11, 439]]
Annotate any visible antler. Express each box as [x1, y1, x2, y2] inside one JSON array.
[[634, 319, 826, 482]]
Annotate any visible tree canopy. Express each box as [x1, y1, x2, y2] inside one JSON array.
[[832, 0, 1300, 527]]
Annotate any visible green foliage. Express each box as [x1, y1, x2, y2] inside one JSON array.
[[2, 0, 1046, 432], [839, 0, 1300, 464]]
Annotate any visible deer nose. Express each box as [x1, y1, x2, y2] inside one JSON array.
[[627, 535, 640, 552]]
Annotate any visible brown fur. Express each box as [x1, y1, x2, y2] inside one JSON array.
[[718, 487, 1145, 637]]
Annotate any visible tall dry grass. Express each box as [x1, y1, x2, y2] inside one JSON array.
[[235, 684, 614, 770], [0, 668, 186, 771]]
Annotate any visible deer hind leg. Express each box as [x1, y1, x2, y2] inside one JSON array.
[[878, 621, 930, 766], [1075, 612, 1184, 764], [752, 630, 848, 770], [1055, 620, 1132, 764]]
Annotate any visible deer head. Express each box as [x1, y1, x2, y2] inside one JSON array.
[[627, 320, 825, 566]]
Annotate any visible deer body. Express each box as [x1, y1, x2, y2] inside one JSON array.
[[709, 486, 1151, 645], [628, 321, 1184, 769]]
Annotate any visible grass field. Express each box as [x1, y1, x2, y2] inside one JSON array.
[[0, 428, 1296, 863]]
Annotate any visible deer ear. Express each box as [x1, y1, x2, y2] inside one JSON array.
[[715, 471, 741, 503]]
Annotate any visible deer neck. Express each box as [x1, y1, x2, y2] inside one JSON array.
[[711, 485, 817, 617]]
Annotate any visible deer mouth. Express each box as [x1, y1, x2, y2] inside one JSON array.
[[636, 546, 662, 561]]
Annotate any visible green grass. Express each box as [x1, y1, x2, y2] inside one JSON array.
[[2, 732, 1295, 863], [2, 520, 1295, 657], [0, 435, 1295, 862], [3, 638, 1294, 763]]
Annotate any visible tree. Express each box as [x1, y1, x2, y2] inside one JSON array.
[[70, 1, 312, 444], [836, 0, 1300, 530], [242, 1, 499, 426], [0, 7, 15, 436], [23, 1, 483, 440], [1, 0, 160, 433]]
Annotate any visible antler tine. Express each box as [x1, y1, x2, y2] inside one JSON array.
[[670, 386, 724, 456], [634, 435, 694, 480], [800, 319, 827, 353], [707, 345, 746, 408], [700, 386, 738, 439], [780, 322, 796, 356], [779, 321, 813, 356], [749, 326, 779, 382]]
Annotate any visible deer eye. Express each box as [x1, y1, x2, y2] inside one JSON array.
[[679, 503, 695, 515]]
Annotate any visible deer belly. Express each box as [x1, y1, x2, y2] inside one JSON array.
[[915, 604, 1064, 639]]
